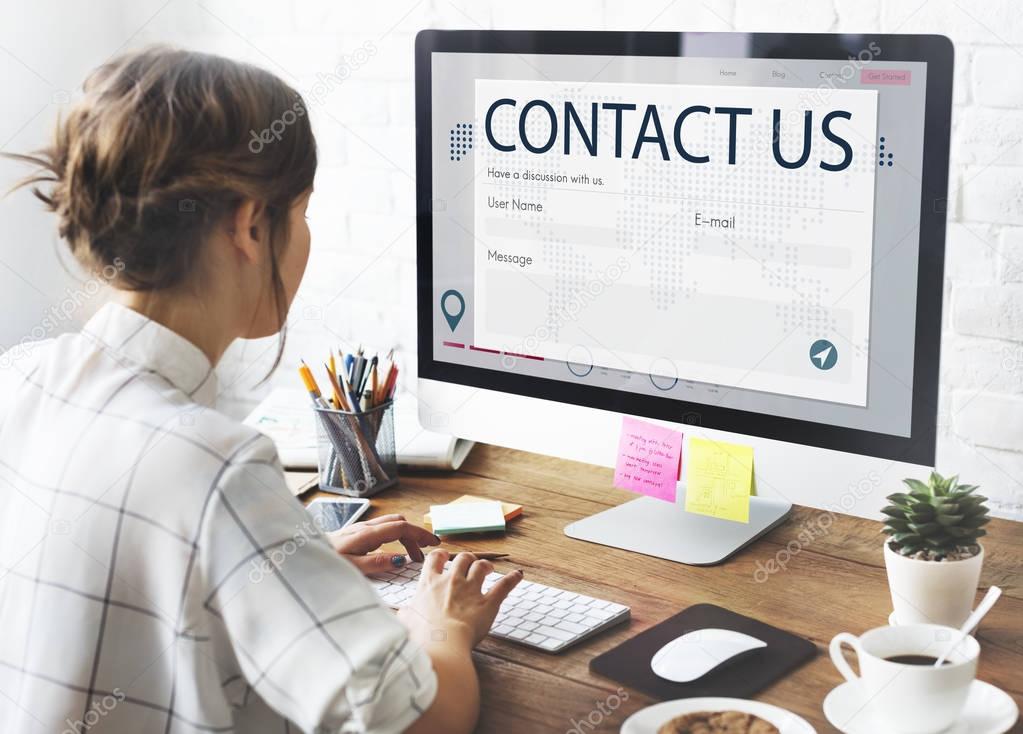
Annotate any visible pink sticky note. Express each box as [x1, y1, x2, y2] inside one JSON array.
[[613, 417, 683, 502]]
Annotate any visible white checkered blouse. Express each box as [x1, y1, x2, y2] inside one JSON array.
[[0, 303, 436, 733]]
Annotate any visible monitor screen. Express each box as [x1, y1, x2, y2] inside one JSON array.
[[418, 33, 951, 463]]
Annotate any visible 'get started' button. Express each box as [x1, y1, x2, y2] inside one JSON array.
[[861, 69, 912, 85]]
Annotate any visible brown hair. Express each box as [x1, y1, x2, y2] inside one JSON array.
[[6, 46, 317, 367]]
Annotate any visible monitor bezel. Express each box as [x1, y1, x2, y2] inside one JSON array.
[[415, 30, 952, 466]]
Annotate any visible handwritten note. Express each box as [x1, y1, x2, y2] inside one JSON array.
[[685, 437, 754, 523], [613, 417, 683, 502]]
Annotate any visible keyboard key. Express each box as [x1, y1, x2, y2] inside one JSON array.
[[509, 629, 530, 641], [535, 625, 574, 641], [493, 625, 513, 635], [556, 620, 587, 635], [539, 638, 563, 651], [565, 613, 585, 623], [525, 633, 547, 645]]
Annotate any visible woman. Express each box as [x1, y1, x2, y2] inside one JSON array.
[[0, 47, 520, 733]]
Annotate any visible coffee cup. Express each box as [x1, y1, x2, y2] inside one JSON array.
[[829, 623, 978, 733]]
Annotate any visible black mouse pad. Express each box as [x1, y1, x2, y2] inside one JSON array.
[[589, 603, 817, 700]]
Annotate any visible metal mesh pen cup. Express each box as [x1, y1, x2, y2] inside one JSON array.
[[313, 401, 398, 497]]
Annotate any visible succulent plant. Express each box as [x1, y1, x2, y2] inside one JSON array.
[[881, 471, 990, 560]]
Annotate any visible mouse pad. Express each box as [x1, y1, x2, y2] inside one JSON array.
[[589, 603, 817, 700]]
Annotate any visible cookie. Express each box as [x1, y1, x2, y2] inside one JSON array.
[[656, 710, 780, 734]]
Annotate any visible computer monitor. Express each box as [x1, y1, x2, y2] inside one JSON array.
[[415, 31, 953, 564]]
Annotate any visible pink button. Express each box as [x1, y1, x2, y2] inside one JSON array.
[[861, 69, 912, 86]]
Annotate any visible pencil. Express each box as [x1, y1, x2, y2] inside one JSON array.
[[384, 364, 399, 401], [339, 367, 361, 414], [298, 360, 324, 405], [445, 552, 509, 560], [324, 362, 349, 411], [362, 355, 377, 398]]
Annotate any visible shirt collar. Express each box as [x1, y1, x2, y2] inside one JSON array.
[[83, 302, 218, 407]]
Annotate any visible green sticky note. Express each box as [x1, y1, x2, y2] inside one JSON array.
[[684, 437, 754, 523]]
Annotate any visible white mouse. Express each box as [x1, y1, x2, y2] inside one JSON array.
[[650, 628, 768, 683]]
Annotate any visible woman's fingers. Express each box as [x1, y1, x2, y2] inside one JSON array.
[[399, 538, 425, 563], [336, 520, 440, 558], [345, 552, 407, 576], [484, 569, 524, 611], [422, 548, 449, 578], [466, 559, 493, 587], [448, 551, 476, 578]]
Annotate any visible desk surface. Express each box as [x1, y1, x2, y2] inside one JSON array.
[[298, 444, 1023, 733]]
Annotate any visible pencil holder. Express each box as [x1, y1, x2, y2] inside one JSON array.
[[313, 401, 398, 497]]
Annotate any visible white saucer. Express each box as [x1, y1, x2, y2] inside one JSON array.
[[621, 697, 815, 734], [823, 679, 1018, 734]]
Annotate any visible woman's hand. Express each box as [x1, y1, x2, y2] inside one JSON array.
[[398, 549, 523, 650], [326, 513, 440, 576]]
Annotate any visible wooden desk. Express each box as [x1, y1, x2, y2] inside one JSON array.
[[298, 444, 1023, 733]]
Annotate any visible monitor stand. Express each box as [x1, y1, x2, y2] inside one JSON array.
[[564, 494, 792, 566]]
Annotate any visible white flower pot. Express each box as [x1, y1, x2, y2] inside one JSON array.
[[883, 541, 984, 627]]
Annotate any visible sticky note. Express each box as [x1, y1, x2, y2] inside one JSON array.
[[613, 417, 683, 502], [424, 495, 522, 530], [429, 500, 506, 535], [685, 437, 754, 523]]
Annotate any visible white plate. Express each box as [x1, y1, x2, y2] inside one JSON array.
[[621, 697, 816, 734], [823, 679, 1018, 734]]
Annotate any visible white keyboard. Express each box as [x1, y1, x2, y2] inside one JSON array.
[[370, 561, 630, 653]]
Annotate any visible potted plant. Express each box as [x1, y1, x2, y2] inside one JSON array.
[[881, 471, 990, 627]]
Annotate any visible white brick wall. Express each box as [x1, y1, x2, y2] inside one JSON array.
[[4, 0, 1023, 520]]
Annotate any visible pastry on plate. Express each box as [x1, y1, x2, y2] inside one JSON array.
[[656, 710, 780, 734]]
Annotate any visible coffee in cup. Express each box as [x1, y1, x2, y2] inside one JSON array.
[[829, 623, 978, 733]]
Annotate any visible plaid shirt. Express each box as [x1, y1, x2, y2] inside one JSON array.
[[0, 303, 436, 733]]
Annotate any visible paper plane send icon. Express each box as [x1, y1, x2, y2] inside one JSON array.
[[809, 339, 838, 370]]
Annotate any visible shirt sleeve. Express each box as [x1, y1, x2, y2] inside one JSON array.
[[197, 435, 437, 734]]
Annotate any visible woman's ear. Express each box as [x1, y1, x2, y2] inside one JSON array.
[[229, 199, 269, 264]]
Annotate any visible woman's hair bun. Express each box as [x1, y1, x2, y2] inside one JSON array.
[[7, 45, 317, 291]]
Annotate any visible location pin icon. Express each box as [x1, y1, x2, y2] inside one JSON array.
[[441, 289, 465, 332]]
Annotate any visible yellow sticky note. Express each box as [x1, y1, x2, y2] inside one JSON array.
[[684, 437, 753, 523]]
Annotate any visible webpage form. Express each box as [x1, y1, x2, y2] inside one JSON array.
[[472, 79, 878, 406]]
